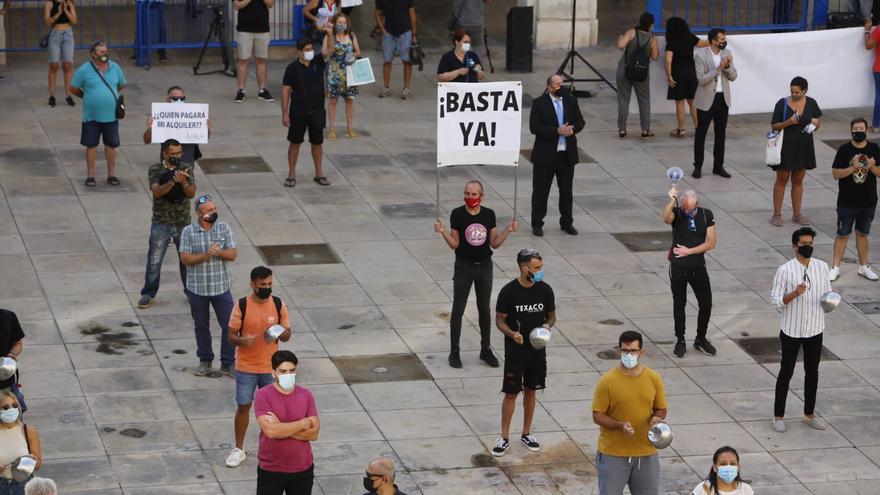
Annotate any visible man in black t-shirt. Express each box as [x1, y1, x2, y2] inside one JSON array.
[[830, 117, 880, 282], [375, 0, 416, 99], [434, 180, 517, 369], [281, 39, 331, 189], [491, 249, 555, 457], [0, 309, 26, 412], [233, 0, 274, 102], [662, 188, 717, 358]]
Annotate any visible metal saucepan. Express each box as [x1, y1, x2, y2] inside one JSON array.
[[529, 327, 551, 350], [666, 166, 685, 186], [648, 422, 674, 449], [820, 291, 841, 313], [0, 357, 17, 382], [11, 455, 36, 482], [264, 325, 286, 343]]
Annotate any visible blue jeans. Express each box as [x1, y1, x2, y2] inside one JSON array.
[[235, 371, 274, 405], [873, 71, 880, 128], [0, 477, 28, 495], [186, 289, 235, 367], [140, 223, 186, 299]]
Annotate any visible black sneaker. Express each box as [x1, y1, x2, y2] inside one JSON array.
[[448, 351, 462, 369], [48, 96, 56, 107], [673, 340, 687, 358], [257, 89, 274, 102], [694, 338, 717, 356], [234, 90, 245, 103], [479, 349, 499, 368], [65, 96, 75, 107], [521, 433, 541, 452], [491, 437, 509, 457]]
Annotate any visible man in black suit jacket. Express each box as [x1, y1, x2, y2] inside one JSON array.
[[529, 74, 586, 236]]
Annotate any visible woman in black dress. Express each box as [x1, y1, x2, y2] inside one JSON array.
[[664, 17, 708, 138], [770, 76, 822, 227]]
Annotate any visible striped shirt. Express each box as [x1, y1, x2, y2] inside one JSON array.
[[770, 258, 831, 338], [179, 220, 236, 297]]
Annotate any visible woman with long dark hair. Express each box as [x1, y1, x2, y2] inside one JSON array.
[[664, 16, 708, 138], [691, 446, 753, 495], [615, 12, 659, 138]]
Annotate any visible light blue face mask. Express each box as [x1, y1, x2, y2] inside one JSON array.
[[0, 407, 20, 424], [620, 353, 638, 369], [717, 465, 738, 483], [530, 269, 544, 283], [278, 373, 296, 391]]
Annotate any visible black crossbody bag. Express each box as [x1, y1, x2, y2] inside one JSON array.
[[90, 62, 125, 119]]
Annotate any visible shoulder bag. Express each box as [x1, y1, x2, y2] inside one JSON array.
[[765, 98, 787, 167], [90, 62, 125, 120]]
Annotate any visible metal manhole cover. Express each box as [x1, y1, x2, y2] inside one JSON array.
[[256, 244, 341, 266], [379, 203, 436, 219], [332, 354, 433, 384], [198, 156, 272, 174], [611, 231, 673, 252], [853, 301, 880, 315], [734, 337, 838, 364]]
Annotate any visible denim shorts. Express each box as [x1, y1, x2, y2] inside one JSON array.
[[382, 30, 412, 63], [48, 28, 74, 63], [80, 120, 120, 148], [837, 206, 875, 236], [235, 370, 274, 405]]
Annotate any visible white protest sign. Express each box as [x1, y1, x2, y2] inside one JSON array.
[[150, 102, 209, 144], [437, 81, 522, 167]]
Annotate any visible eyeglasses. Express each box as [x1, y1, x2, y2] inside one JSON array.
[[619, 348, 641, 355], [1, 403, 19, 411], [170, 96, 186, 102]]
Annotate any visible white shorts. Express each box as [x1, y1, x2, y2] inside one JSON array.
[[237, 31, 270, 60]]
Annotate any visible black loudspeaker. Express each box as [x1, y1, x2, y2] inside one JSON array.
[[506, 6, 533, 73], [827, 11, 864, 29]]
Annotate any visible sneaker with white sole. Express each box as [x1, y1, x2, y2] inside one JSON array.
[[829, 266, 840, 282], [225, 447, 247, 467], [771, 419, 786, 433], [379, 87, 391, 98], [859, 265, 879, 281], [491, 437, 509, 457], [401, 88, 411, 100], [137, 295, 153, 309], [521, 433, 541, 452]]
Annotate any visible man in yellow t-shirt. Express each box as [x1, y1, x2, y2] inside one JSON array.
[[224, 266, 291, 468], [592, 330, 668, 495]]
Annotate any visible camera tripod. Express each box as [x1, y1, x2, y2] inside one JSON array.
[[555, 0, 615, 97], [193, 5, 236, 77]]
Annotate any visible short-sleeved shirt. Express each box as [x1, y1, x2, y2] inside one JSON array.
[[832, 141, 879, 209], [771, 97, 822, 171], [376, 0, 413, 36], [872, 28, 880, 73], [179, 221, 237, 296], [156, 144, 198, 167], [147, 161, 195, 227], [0, 310, 25, 390], [450, 205, 495, 262], [669, 207, 715, 267], [592, 366, 668, 457], [235, 0, 269, 33], [495, 278, 555, 351], [437, 50, 483, 83], [664, 34, 699, 67], [228, 295, 291, 374], [253, 384, 318, 473], [282, 58, 326, 118], [71, 61, 127, 123]]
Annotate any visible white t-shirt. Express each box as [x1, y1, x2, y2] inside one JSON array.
[[692, 480, 754, 495], [712, 50, 723, 93]]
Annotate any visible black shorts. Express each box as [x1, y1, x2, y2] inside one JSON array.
[[80, 120, 120, 148], [257, 464, 314, 495], [287, 110, 325, 145], [502, 344, 546, 394]]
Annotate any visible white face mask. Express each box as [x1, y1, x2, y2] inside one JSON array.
[[303, 51, 315, 61], [461, 42, 471, 52], [278, 372, 296, 391]]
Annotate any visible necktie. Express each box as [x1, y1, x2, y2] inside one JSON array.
[[554, 98, 565, 149]]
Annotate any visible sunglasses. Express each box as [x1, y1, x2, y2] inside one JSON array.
[[169, 96, 186, 102], [196, 194, 212, 206], [1, 403, 19, 411]]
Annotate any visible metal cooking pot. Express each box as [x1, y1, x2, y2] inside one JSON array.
[[666, 166, 684, 186], [264, 325, 286, 343], [0, 357, 17, 382], [11, 455, 36, 482], [820, 291, 841, 313], [529, 327, 551, 350], [647, 422, 674, 449]]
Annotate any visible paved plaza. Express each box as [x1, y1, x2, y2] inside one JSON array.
[[2, 16, 880, 495]]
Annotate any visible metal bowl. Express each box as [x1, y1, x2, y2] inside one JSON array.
[[11, 455, 36, 482], [666, 166, 684, 186], [820, 291, 841, 313], [529, 327, 551, 350], [647, 422, 674, 449], [264, 325, 285, 343], [0, 357, 17, 382]]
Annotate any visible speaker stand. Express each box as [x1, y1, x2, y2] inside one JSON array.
[[555, 0, 616, 98]]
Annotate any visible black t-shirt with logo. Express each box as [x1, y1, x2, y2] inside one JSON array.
[[670, 207, 715, 267], [832, 141, 879, 209], [235, 0, 270, 33], [495, 278, 555, 351], [0, 309, 25, 389], [450, 205, 495, 262]]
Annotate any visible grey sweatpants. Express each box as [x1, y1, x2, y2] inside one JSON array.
[[597, 452, 660, 495], [615, 62, 651, 132]]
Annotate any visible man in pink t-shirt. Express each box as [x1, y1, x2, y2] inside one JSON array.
[[253, 350, 320, 494]]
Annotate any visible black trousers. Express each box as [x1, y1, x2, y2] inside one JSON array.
[[670, 264, 712, 340], [450, 259, 494, 353], [531, 151, 574, 229], [774, 331, 823, 418], [257, 465, 314, 495], [693, 92, 729, 171]]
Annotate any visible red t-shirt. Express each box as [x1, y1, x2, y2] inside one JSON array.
[[253, 384, 318, 473], [872, 28, 880, 73]]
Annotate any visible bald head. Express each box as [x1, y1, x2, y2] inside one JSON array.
[[546, 74, 563, 95], [680, 190, 698, 211], [368, 457, 396, 482]]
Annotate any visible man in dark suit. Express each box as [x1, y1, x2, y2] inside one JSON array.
[[529, 74, 585, 236]]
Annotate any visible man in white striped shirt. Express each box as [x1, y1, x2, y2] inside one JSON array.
[[769, 227, 831, 433]]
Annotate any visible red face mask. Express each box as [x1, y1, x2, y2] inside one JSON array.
[[464, 196, 481, 208]]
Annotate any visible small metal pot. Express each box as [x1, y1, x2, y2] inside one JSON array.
[[529, 327, 551, 350], [647, 422, 674, 449], [11, 455, 36, 482], [264, 325, 286, 343], [0, 357, 17, 382], [666, 166, 684, 186], [820, 291, 841, 313]]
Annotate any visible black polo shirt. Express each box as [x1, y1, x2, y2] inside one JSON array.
[[282, 57, 326, 118], [0, 309, 25, 389], [437, 50, 483, 83]]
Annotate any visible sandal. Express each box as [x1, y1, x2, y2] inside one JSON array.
[[770, 214, 784, 227], [328, 129, 337, 141], [641, 130, 655, 138], [618, 130, 627, 138], [107, 176, 120, 186], [284, 177, 296, 188], [670, 128, 685, 138], [313, 176, 331, 186], [792, 214, 810, 226], [346, 129, 359, 139], [84, 177, 96, 187]]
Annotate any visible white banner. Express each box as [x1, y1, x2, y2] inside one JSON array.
[[637, 27, 874, 115], [437, 81, 523, 167], [150, 103, 210, 144]]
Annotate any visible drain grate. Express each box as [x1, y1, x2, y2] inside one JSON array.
[[734, 337, 838, 364], [198, 156, 272, 174], [332, 354, 433, 384], [611, 231, 672, 252], [853, 301, 880, 315], [256, 244, 341, 266]]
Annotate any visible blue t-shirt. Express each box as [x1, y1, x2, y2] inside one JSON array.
[[71, 61, 127, 123]]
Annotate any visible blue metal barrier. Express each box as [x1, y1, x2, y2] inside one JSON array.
[[646, 0, 811, 33]]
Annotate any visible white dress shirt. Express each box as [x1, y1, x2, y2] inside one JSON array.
[[712, 50, 723, 93], [770, 257, 832, 338]]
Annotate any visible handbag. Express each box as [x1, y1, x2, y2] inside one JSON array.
[[39, 31, 51, 49], [90, 62, 125, 120], [765, 98, 787, 167], [409, 40, 426, 72]]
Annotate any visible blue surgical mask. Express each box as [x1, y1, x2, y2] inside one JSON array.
[[0, 407, 19, 424], [620, 353, 638, 369], [717, 465, 738, 483], [461, 42, 471, 52], [529, 269, 544, 283], [278, 373, 296, 391]]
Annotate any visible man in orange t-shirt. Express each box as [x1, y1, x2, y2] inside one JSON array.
[[224, 265, 291, 468]]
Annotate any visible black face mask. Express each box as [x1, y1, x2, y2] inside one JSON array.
[[168, 156, 181, 166], [550, 88, 561, 97], [853, 131, 867, 143], [362, 477, 376, 492], [203, 212, 218, 224], [797, 245, 813, 259], [718, 41, 727, 50], [256, 287, 272, 299]]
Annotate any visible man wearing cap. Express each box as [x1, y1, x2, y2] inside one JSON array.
[[179, 194, 238, 377]]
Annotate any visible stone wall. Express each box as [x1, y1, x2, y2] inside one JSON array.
[[517, 0, 597, 49]]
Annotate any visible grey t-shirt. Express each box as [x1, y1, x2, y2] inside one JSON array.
[[454, 0, 484, 27]]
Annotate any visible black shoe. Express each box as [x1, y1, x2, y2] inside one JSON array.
[[694, 338, 717, 356], [65, 96, 75, 107], [448, 352, 462, 369], [234, 90, 246, 103], [692, 168, 702, 179], [713, 167, 732, 179], [480, 349, 499, 368], [48, 96, 56, 107], [673, 340, 687, 358], [492, 437, 509, 457], [561, 225, 578, 235], [521, 433, 541, 452], [257, 89, 275, 102], [532, 226, 543, 237]]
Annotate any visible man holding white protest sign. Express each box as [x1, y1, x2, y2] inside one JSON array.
[[144, 86, 211, 165], [149, 100, 210, 145]]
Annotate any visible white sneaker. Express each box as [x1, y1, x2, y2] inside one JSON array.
[[859, 265, 879, 281], [225, 447, 246, 467], [379, 87, 391, 98], [829, 266, 840, 282]]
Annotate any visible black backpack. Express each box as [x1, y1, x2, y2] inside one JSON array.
[[239, 295, 282, 326], [625, 33, 652, 82]]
